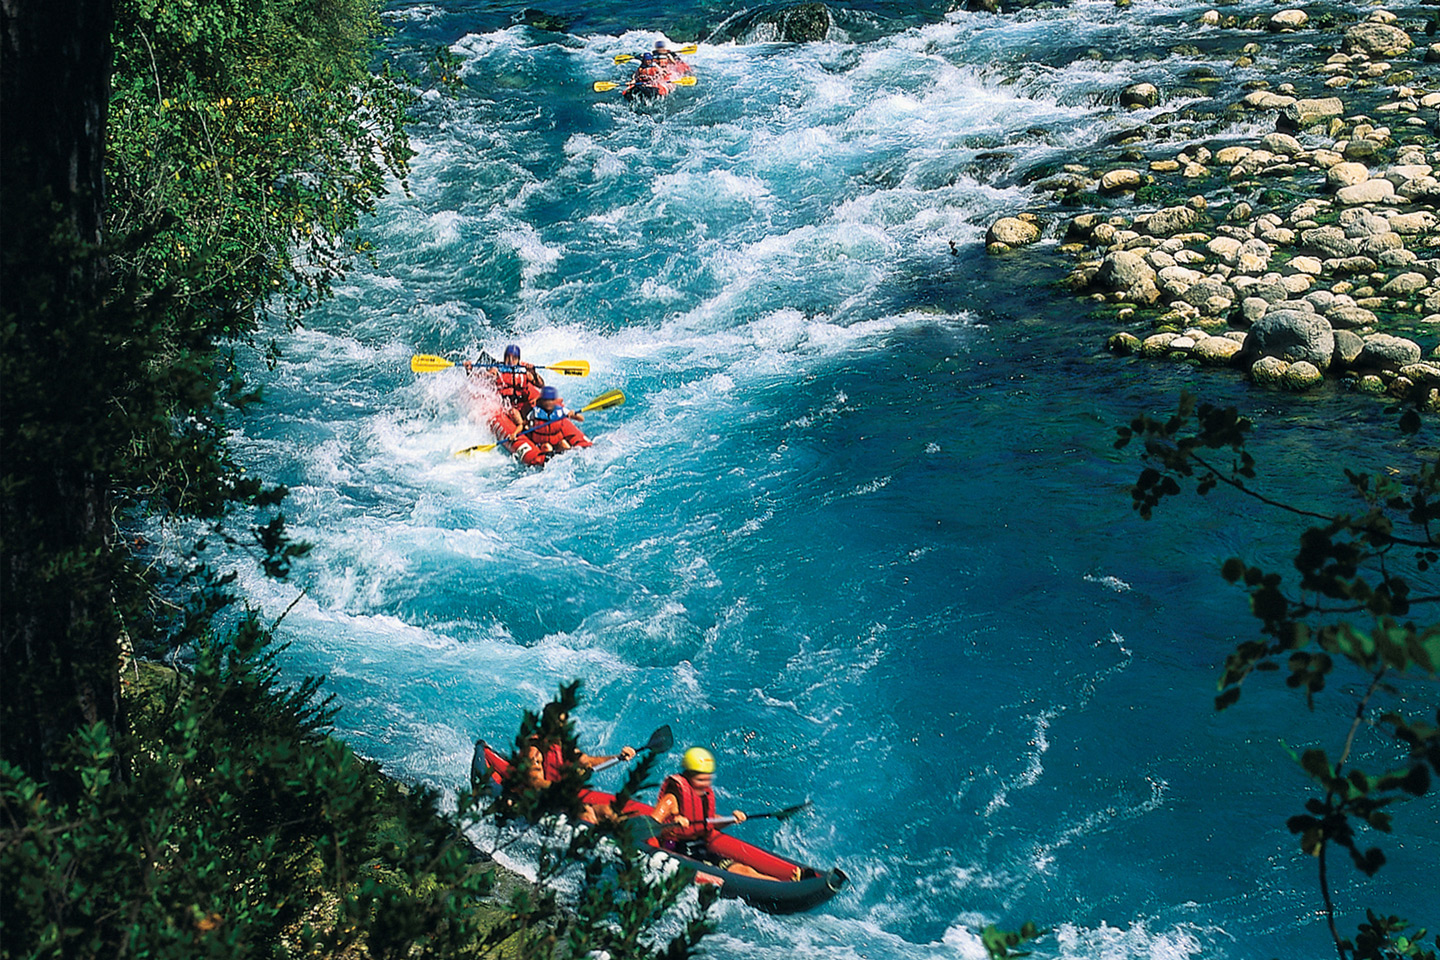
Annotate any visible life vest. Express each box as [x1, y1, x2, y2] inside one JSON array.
[[494, 363, 538, 409], [527, 405, 581, 451], [659, 773, 715, 846]]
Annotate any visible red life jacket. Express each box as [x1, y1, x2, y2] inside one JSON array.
[[495, 365, 537, 409], [525, 739, 569, 782], [528, 406, 590, 448], [659, 773, 715, 845]]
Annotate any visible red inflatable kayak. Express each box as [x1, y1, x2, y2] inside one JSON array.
[[459, 379, 590, 468], [471, 740, 846, 914]]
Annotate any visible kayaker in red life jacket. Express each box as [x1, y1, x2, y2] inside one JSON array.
[[625, 52, 666, 95], [523, 703, 636, 824], [651, 747, 768, 879], [527, 385, 588, 454], [466, 344, 542, 433], [652, 40, 690, 77]]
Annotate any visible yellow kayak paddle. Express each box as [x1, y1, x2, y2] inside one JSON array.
[[614, 44, 698, 63], [410, 354, 590, 377], [593, 75, 697, 93], [454, 389, 627, 457]]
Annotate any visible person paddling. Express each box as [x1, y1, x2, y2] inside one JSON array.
[[624, 52, 667, 98], [652, 39, 691, 78], [523, 703, 636, 824], [467, 344, 543, 432], [650, 747, 768, 879], [527, 385, 590, 455]]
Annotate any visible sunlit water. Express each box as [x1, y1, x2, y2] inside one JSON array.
[[226, 1, 1438, 956]]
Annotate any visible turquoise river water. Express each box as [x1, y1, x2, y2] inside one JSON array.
[[226, 1, 1438, 957]]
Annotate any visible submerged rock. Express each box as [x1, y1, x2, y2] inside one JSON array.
[[1245, 308, 1335, 370]]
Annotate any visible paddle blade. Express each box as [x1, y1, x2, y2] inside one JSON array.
[[647, 724, 674, 755], [673, 75, 697, 86], [593, 80, 621, 92], [677, 44, 699, 55], [411, 354, 455, 373], [613, 53, 636, 64], [543, 359, 590, 377], [454, 442, 500, 457], [580, 389, 625, 413], [768, 801, 812, 822]]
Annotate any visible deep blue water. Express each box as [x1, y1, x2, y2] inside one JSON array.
[[227, 1, 1439, 956]]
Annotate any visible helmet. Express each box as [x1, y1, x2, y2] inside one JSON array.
[[539, 385, 560, 401], [682, 747, 715, 774], [654, 40, 670, 50], [640, 52, 655, 63], [504, 344, 521, 359]]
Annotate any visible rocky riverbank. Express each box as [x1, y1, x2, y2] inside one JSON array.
[[986, 5, 1440, 406]]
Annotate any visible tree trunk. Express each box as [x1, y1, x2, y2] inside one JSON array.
[[1, 0, 120, 791]]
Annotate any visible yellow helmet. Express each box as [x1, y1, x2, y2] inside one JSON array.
[[682, 747, 715, 773]]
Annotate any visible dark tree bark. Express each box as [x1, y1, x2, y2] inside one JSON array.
[[1, 0, 120, 790]]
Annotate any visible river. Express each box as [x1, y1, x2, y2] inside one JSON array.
[[227, 1, 1438, 956]]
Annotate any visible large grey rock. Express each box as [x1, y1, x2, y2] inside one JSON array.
[[1343, 22, 1414, 57], [1268, 9, 1308, 31], [1389, 211, 1438, 235], [1141, 205, 1200, 237], [1341, 208, 1392, 238], [1333, 329, 1365, 367], [1328, 162, 1372, 188], [1282, 97, 1345, 129], [1121, 83, 1160, 109], [1194, 335, 1244, 365], [719, 2, 834, 42], [1359, 334, 1422, 369], [1326, 304, 1379, 329], [1336, 179, 1396, 205], [1244, 308, 1335, 370], [1100, 169, 1145, 194], [987, 217, 1041, 247], [1381, 272, 1429, 296], [1261, 132, 1304, 157], [1301, 226, 1358, 259], [1099, 250, 1155, 289]]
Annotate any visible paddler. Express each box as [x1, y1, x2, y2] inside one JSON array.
[[652, 40, 691, 77], [523, 703, 636, 824], [650, 747, 769, 879], [526, 385, 589, 455], [624, 52, 666, 97], [467, 344, 543, 432]]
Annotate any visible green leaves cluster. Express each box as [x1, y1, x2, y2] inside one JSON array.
[[1119, 393, 1440, 960], [468, 682, 716, 960], [1, 618, 496, 959]]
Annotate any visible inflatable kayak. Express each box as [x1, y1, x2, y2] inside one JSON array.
[[623, 78, 674, 102], [472, 740, 847, 914], [458, 379, 592, 469]]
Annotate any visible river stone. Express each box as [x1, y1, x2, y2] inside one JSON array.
[[1207, 236, 1242, 263], [1282, 360, 1324, 390], [1108, 332, 1142, 354], [1238, 239, 1272, 273], [1328, 162, 1371, 188], [1359, 333, 1422, 368], [1099, 249, 1155, 288], [1245, 308, 1335, 369], [1400, 362, 1440, 384], [1280, 274, 1314, 295], [1268, 9, 1308, 31], [987, 217, 1041, 247], [1121, 83, 1161, 108], [1243, 90, 1296, 110], [1378, 248, 1418, 269], [1261, 132, 1303, 157], [1141, 205, 1200, 237], [1291, 256, 1324, 275], [1428, 42, 1440, 63], [1281, 97, 1345, 129], [1194, 335, 1243, 365], [1215, 147, 1251, 166], [1242, 297, 1270, 324], [1339, 208, 1390, 238], [1358, 374, 1387, 394], [1140, 332, 1182, 357], [1251, 355, 1290, 385], [1330, 256, 1378, 276], [1301, 226, 1358, 259], [1100, 169, 1145, 193], [1343, 22, 1414, 57], [1336, 179, 1396, 205], [1333, 329, 1365, 367], [1382, 272, 1429, 296], [1344, 139, 1383, 162], [1388, 212, 1439, 237]]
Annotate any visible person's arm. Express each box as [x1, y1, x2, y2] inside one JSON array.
[[651, 790, 687, 826], [527, 364, 544, 387], [577, 745, 635, 768]]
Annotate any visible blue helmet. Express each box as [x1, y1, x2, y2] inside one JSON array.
[[504, 344, 521, 360], [640, 52, 655, 63], [539, 385, 560, 401]]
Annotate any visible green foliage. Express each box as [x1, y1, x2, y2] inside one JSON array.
[[107, 0, 414, 331], [982, 922, 1049, 958], [1120, 393, 1440, 960], [0, 619, 496, 960], [468, 682, 716, 960]]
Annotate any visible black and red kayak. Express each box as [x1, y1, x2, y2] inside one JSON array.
[[472, 740, 847, 914]]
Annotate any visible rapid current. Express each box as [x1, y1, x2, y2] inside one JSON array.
[[226, 1, 1438, 956]]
